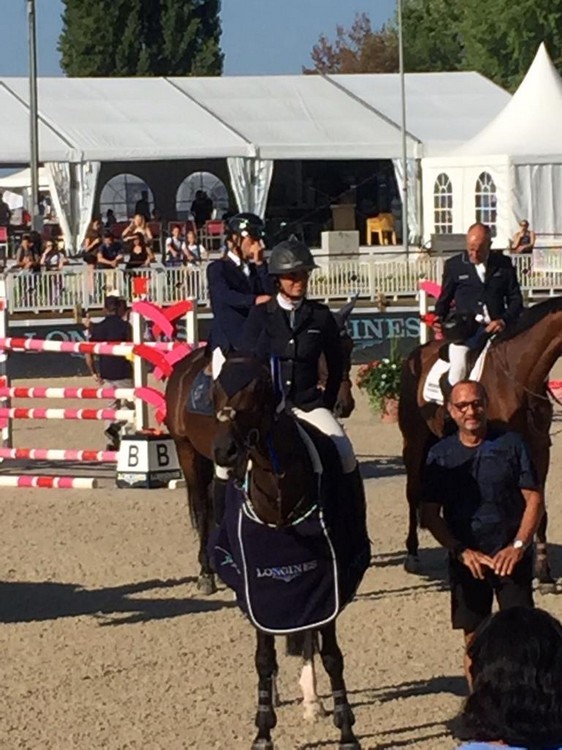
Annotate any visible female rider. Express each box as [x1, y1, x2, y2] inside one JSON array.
[[243, 238, 364, 508]]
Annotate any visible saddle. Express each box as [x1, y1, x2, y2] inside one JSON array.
[[423, 339, 491, 405], [185, 367, 214, 416], [210, 422, 370, 634]]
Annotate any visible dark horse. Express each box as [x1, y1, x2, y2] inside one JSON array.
[[165, 300, 357, 595], [211, 353, 364, 750], [399, 297, 562, 589]]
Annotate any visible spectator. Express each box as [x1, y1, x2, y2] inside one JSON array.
[[457, 607, 562, 749], [151, 207, 163, 222], [105, 209, 117, 229], [125, 233, 154, 271], [122, 213, 153, 248], [134, 190, 151, 221], [21, 208, 31, 228], [511, 219, 536, 254], [184, 229, 207, 265], [40, 239, 66, 272], [421, 380, 544, 683], [15, 233, 41, 272], [82, 217, 104, 297], [190, 189, 213, 229], [84, 295, 133, 449], [0, 191, 12, 229], [96, 231, 123, 270], [164, 225, 186, 267]]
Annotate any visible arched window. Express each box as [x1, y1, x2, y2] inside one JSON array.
[[99, 173, 154, 221], [475, 172, 497, 236], [433, 173, 453, 234], [176, 171, 229, 220]]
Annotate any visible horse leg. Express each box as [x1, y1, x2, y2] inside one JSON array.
[[299, 631, 327, 722], [319, 621, 360, 750], [403, 442, 424, 574], [175, 440, 216, 595], [536, 511, 556, 591], [252, 631, 277, 750]]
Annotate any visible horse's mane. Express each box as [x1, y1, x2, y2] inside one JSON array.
[[494, 296, 562, 344]]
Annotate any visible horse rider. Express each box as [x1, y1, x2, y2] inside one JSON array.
[[206, 212, 274, 524], [206, 212, 273, 379], [434, 222, 523, 395], [242, 239, 365, 511]]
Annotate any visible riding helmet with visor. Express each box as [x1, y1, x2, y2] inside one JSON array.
[[227, 212, 265, 240], [268, 239, 319, 276]]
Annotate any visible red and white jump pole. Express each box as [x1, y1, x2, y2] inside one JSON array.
[[0, 475, 97, 489], [0, 407, 134, 421], [0, 386, 137, 400], [0, 447, 117, 462]]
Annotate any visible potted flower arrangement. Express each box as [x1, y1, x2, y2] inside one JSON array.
[[356, 340, 403, 422]]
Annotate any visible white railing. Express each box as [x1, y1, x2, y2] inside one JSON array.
[[3, 253, 562, 314]]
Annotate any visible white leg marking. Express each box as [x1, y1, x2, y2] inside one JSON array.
[[299, 659, 327, 722]]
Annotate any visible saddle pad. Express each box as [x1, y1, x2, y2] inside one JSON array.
[[185, 368, 213, 415], [422, 341, 490, 405], [213, 483, 339, 634]]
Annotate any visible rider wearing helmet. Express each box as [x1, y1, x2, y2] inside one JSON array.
[[243, 238, 364, 506], [207, 213, 273, 525], [207, 212, 273, 379]]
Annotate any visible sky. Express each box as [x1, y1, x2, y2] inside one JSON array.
[[0, 0, 397, 77]]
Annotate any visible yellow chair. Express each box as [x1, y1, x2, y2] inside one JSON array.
[[366, 214, 397, 246]]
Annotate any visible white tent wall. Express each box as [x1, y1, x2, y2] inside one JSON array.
[[513, 163, 562, 238], [227, 157, 274, 216], [422, 156, 511, 246]]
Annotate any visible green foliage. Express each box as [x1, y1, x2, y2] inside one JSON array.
[[356, 340, 403, 413], [305, 1, 562, 90], [59, 0, 223, 77]]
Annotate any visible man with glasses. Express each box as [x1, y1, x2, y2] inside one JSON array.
[[420, 380, 544, 680]]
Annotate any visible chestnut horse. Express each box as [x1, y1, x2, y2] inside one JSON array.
[[211, 353, 364, 750], [165, 300, 357, 595], [399, 297, 562, 589]]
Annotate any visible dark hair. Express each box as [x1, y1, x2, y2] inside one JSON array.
[[460, 607, 562, 747], [103, 230, 114, 239]]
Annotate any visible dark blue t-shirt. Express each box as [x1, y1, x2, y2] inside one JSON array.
[[422, 430, 538, 554], [89, 314, 132, 381]]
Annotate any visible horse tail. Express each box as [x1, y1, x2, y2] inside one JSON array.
[[285, 631, 319, 658]]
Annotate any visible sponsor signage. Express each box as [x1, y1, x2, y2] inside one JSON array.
[[8, 308, 420, 378]]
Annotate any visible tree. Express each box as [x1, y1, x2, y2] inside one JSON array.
[[461, 0, 562, 90], [59, 0, 223, 77], [304, 13, 398, 74], [400, 0, 465, 74]]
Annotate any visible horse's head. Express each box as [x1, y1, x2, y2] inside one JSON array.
[[212, 354, 275, 481]]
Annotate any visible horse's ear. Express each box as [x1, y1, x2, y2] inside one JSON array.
[[334, 293, 359, 330]]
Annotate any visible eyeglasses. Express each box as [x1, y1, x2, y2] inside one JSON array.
[[451, 399, 485, 414]]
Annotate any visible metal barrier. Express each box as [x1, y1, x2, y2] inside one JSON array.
[[3, 253, 562, 314]]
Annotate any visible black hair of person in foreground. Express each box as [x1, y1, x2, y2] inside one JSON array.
[[457, 607, 562, 750]]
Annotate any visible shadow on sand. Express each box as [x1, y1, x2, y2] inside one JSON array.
[[0, 577, 234, 625]]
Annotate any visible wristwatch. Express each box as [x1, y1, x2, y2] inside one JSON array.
[[512, 539, 526, 550]]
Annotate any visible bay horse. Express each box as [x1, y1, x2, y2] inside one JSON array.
[[399, 297, 562, 589], [211, 352, 366, 750], [165, 300, 357, 595]]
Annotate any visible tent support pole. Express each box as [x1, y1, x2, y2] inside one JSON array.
[[398, 0, 409, 257], [27, 0, 40, 232]]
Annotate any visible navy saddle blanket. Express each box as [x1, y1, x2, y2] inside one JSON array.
[[186, 368, 213, 416], [210, 427, 370, 634]]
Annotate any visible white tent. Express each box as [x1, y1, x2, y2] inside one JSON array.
[[421, 44, 562, 246], [0, 167, 49, 191]]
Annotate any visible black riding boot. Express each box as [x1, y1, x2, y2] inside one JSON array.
[[344, 465, 369, 542], [439, 372, 453, 403], [213, 477, 228, 527]]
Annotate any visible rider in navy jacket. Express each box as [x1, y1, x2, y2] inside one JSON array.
[[435, 223, 523, 390], [207, 213, 273, 376]]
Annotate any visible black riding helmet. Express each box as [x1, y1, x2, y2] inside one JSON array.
[[268, 239, 319, 275], [227, 212, 265, 240]]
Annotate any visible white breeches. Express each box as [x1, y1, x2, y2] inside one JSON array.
[[292, 406, 356, 474], [212, 347, 226, 379], [448, 344, 469, 386]]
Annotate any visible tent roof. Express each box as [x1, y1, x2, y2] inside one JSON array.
[[168, 75, 419, 160], [454, 44, 562, 162], [330, 71, 511, 157], [0, 71, 510, 164], [0, 82, 78, 163], [1, 77, 254, 162], [0, 166, 49, 190]]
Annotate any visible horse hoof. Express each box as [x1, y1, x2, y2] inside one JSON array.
[[537, 580, 558, 595], [404, 554, 421, 574], [251, 739, 274, 750], [302, 700, 327, 722], [197, 574, 217, 596]]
